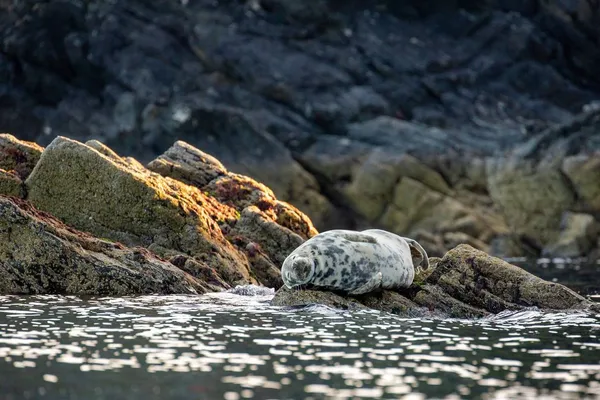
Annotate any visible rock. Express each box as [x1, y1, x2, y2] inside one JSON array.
[[168, 254, 230, 291], [442, 232, 490, 253], [0, 196, 206, 295], [341, 149, 452, 221], [412, 284, 491, 318], [231, 206, 304, 266], [25, 136, 255, 286], [426, 245, 594, 312], [271, 286, 367, 311], [378, 178, 504, 255], [0, 134, 44, 179], [487, 157, 576, 250], [205, 173, 318, 240], [0, 169, 25, 197], [543, 212, 600, 257], [147, 140, 228, 188], [562, 153, 600, 212]]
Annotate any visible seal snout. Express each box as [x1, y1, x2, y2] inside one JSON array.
[[282, 256, 315, 288]]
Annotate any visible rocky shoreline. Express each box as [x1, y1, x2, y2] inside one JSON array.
[[3, 1, 600, 260], [0, 134, 596, 318]]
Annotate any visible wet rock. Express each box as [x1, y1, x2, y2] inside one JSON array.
[[271, 286, 367, 311], [25, 136, 254, 287], [0, 169, 25, 197], [0, 134, 44, 179], [168, 254, 231, 291], [0, 196, 206, 295], [412, 284, 491, 318], [426, 245, 594, 312]]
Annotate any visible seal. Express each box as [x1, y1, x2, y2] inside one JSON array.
[[281, 229, 429, 295]]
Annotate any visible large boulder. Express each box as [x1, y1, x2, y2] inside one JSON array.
[[25, 137, 255, 286], [0, 196, 205, 295], [24, 136, 315, 288], [424, 245, 593, 312], [148, 140, 317, 281]]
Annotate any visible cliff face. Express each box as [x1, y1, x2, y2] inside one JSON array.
[[2, 0, 600, 257]]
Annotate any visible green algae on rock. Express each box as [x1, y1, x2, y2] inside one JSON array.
[[0, 196, 206, 295], [0, 169, 25, 198], [25, 136, 255, 287], [23, 136, 314, 289]]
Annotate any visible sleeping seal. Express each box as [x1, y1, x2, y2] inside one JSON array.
[[281, 229, 429, 295]]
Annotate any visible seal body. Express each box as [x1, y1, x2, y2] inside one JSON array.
[[281, 229, 429, 295]]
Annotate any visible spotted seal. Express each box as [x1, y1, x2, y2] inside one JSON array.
[[281, 229, 429, 295]]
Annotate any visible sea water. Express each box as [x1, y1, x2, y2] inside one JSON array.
[[0, 262, 598, 400]]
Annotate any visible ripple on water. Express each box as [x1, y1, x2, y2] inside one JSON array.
[[0, 293, 598, 399]]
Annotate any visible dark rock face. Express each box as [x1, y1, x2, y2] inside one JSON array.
[[2, 1, 600, 257]]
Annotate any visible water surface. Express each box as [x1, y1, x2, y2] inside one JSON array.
[[0, 262, 599, 400]]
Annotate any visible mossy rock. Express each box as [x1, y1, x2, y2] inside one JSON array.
[[0, 133, 43, 179], [0, 169, 25, 197], [0, 196, 206, 295], [427, 244, 595, 312], [25, 136, 253, 287]]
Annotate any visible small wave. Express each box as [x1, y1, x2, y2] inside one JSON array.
[[226, 285, 275, 297]]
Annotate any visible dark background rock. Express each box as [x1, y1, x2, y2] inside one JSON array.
[[2, 0, 600, 257]]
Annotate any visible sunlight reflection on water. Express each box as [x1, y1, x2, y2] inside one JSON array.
[[0, 292, 598, 400]]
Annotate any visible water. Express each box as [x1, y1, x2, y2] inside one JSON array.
[[0, 263, 599, 400]]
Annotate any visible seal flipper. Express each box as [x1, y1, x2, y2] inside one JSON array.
[[406, 239, 429, 270], [348, 272, 382, 295]]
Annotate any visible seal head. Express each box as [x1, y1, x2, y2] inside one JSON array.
[[282, 255, 315, 288]]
